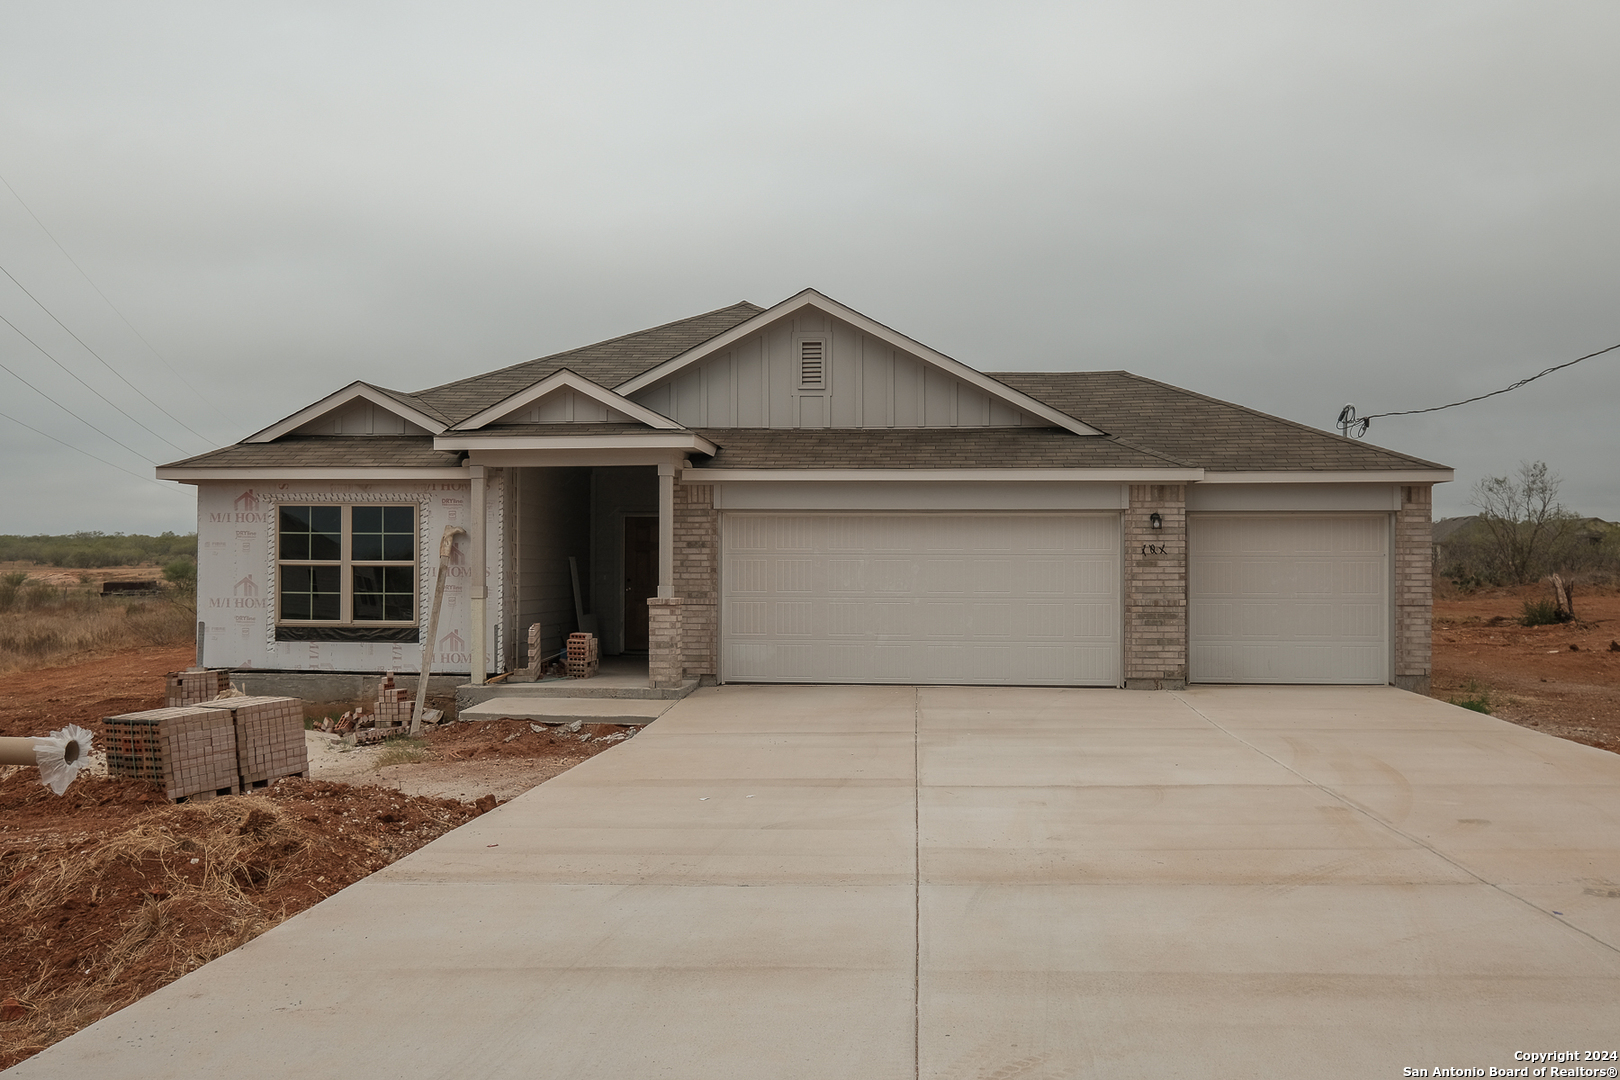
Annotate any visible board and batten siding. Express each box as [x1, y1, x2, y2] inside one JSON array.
[[628, 313, 1035, 429]]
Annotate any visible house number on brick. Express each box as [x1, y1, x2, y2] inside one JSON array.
[[1140, 543, 1168, 556]]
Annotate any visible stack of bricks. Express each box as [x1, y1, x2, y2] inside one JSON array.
[[105, 706, 240, 802], [566, 632, 599, 679], [164, 668, 229, 707], [200, 696, 309, 792], [371, 670, 414, 730]]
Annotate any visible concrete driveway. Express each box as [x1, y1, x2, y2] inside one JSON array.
[[11, 686, 1620, 1079]]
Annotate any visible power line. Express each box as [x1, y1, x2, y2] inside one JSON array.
[[0, 406, 181, 492], [1337, 339, 1620, 438], [0, 170, 228, 422], [0, 259, 211, 446], [0, 325, 161, 465], [0, 307, 188, 456]]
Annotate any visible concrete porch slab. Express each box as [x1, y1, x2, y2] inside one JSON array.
[[455, 696, 675, 725]]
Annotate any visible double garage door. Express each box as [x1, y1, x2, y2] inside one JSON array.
[[718, 510, 1391, 686], [720, 512, 1121, 686]]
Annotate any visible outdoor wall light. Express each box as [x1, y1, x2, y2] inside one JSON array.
[[1149, 512, 1163, 530]]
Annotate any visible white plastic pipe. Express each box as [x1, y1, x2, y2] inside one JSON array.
[[0, 725, 94, 795]]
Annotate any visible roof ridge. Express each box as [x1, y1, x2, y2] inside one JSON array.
[[413, 301, 762, 396]]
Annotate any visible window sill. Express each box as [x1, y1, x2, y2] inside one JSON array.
[[275, 626, 420, 643]]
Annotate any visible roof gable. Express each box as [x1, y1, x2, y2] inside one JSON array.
[[454, 369, 680, 431], [246, 382, 448, 443], [615, 289, 1103, 435]]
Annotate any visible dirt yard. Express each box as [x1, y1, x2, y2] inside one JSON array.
[[1430, 582, 1620, 754], [0, 646, 637, 1068]]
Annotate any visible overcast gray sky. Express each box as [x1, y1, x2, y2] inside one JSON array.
[[1, 1, 1615, 535]]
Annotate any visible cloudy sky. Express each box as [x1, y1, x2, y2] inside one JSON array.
[[0, 1, 1615, 534]]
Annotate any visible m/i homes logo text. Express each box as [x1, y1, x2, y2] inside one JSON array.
[[210, 489, 266, 524]]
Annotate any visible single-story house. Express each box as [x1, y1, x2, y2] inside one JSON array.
[[158, 289, 1451, 693]]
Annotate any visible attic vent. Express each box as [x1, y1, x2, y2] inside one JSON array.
[[799, 338, 826, 390]]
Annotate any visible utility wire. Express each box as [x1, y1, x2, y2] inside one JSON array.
[[0, 406, 180, 492], [0, 170, 227, 421], [0, 308, 188, 456], [0, 260, 211, 445], [1339, 339, 1620, 437], [0, 324, 162, 464]]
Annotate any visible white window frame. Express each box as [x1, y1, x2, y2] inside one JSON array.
[[275, 503, 420, 627]]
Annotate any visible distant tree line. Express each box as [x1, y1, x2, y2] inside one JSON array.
[[0, 531, 198, 568]]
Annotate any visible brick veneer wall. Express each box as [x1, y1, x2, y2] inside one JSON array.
[[674, 482, 719, 679], [1124, 484, 1187, 690], [1393, 484, 1433, 694]]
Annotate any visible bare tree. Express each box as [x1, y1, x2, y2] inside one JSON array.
[[1469, 460, 1579, 585]]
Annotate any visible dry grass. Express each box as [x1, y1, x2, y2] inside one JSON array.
[[0, 798, 307, 1059], [0, 582, 195, 674]]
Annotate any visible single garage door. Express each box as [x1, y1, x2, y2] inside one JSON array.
[[1189, 513, 1389, 684], [721, 512, 1120, 686]]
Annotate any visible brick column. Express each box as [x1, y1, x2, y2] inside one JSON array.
[[648, 597, 685, 690], [1393, 484, 1433, 694], [1123, 484, 1187, 690], [674, 482, 719, 680]]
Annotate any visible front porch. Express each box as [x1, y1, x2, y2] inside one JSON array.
[[456, 444, 716, 693]]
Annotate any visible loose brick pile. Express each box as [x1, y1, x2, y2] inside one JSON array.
[[164, 669, 229, 707], [107, 695, 307, 802]]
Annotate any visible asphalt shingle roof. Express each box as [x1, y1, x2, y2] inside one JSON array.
[[407, 302, 763, 425], [161, 437, 463, 470], [691, 428, 1182, 470], [989, 371, 1448, 472]]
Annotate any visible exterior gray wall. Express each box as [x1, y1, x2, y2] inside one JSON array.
[[515, 467, 592, 667], [589, 466, 658, 654]]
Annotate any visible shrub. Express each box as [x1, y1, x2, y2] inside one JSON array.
[[1520, 598, 1566, 627]]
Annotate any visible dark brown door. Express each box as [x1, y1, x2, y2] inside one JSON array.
[[623, 516, 658, 651]]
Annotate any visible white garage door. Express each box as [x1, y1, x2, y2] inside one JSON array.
[[721, 512, 1120, 686], [1189, 513, 1389, 684]]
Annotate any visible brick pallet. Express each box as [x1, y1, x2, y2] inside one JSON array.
[[200, 695, 309, 791], [165, 668, 229, 707], [105, 706, 240, 803]]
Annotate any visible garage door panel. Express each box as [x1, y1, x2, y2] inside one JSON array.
[[722, 512, 1120, 686], [1190, 514, 1388, 684]]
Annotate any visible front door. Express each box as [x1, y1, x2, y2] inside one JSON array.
[[623, 516, 658, 651]]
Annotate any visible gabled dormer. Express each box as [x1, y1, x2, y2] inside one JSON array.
[[451, 369, 681, 431], [244, 382, 448, 442], [616, 289, 1102, 434]]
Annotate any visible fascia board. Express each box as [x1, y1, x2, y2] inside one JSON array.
[[689, 467, 1204, 483], [437, 433, 719, 454], [156, 467, 467, 482], [468, 448, 695, 468], [454, 369, 681, 431], [1198, 470, 1455, 484], [614, 289, 1105, 437], [244, 383, 449, 443]]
